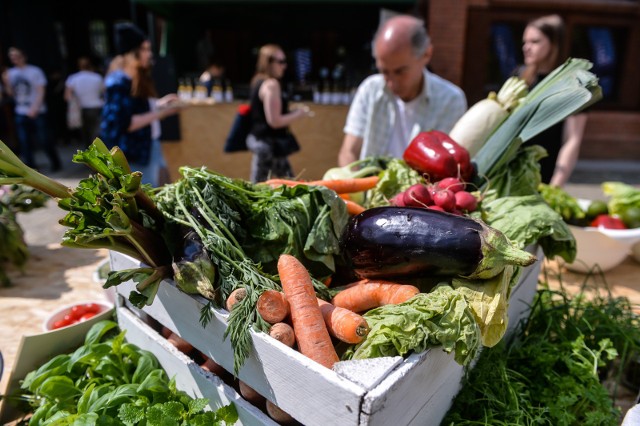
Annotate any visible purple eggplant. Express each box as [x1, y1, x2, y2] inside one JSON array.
[[341, 207, 536, 280]]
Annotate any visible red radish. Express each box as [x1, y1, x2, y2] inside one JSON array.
[[428, 205, 445, 212], [402, 183, 432, 207], [454, 191, 478, 212], [390, 192, 406, 206], [436, 177, 465, 193], [432, 189, 456, 211]]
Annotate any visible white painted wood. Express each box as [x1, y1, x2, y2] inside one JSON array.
[[507, 246, 544, 336], [112, 252, 366, 426], [110, 247, 543, 426], [116, 307, 276, 426]]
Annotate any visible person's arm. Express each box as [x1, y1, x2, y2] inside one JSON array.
[[64, 84, 73, 102], [549, 113, 588, 187], [260, 78, 309, 128], [338, 134, 364, 167], [27, 84, 45, 118], [2, 70, 12, 97], [128, 93, 182, 132]]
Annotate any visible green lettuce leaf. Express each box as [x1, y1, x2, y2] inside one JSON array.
[[349, 284, 481, 366], [480, 194, 576, 262]]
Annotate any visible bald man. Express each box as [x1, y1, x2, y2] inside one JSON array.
[[338, 15, 467, 166]]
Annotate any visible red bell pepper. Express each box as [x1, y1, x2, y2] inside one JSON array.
[[403, 130, 475, 182], [590, 214, 627, 230]]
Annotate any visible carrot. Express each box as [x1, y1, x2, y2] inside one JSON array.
[[338, 193, 351, 201], [238, 380, 266, 405], [266, 400, 295, 424], [200, 356, 226, 376], [317, 298, 370, 344], [344, 199, 366, 216], [256, 289, 290, 324], [167, 332, 194, 355], [331, 279, 420, 313], [226, 287, 247, 312], [277, 254, 339, 369], [265, 176, 379, 193], [269, 322, 296, 347]]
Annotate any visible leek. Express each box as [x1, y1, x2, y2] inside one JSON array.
[[473, 58, 602, 186], [449, 76, 528, 157]]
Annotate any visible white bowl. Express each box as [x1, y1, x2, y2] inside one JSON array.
[[567, 225, 640, 273], [43, 300, 114, 332]]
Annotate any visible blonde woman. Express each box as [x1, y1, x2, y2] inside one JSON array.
[[516, 15, 587, 187], [246, 44, 312, 183]]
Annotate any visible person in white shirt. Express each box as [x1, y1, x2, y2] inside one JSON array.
[[2, 46, 62, 171], [338, 15, 467, 166], [65, 56, 105, 146]]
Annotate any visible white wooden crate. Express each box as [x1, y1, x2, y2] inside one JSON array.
[[110, 248, 543, 426], [115, 306, 276, 426]]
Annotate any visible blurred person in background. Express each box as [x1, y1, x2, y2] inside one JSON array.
[[338, 14, 467, 166], [246, 43, 313, 183], [514, 14, 587, 187], [100, 23, 183, 187], [65, 56, 105, 146], [2, 47, 62, 171]]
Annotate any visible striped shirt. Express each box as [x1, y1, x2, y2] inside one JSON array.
[[344, 69, 467, 159]]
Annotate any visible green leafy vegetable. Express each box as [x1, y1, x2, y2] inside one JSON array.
[[538, 182, 586, 224], [364, 158, 422, 208], [442, 284, 640, 425], [4, 320, 237, 425], [602, 181, 640, 217], [479, 194, 576, 263], [345, 284, 481, 365]]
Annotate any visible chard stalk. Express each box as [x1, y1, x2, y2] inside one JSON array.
[[0, 143, 71, 199]]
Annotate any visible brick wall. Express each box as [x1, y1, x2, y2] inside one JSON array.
[[428, 0, 469, 86]]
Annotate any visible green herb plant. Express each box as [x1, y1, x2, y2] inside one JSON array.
[[442, 275, 640, 425], [3, 320, 238, 425]]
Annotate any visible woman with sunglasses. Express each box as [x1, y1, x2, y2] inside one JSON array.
[[246, 44, 312, 183]]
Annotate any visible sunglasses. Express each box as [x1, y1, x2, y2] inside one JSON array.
[[269, 57, 287, 65]]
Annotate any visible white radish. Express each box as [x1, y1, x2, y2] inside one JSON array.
[[449, 77, 528, 158]]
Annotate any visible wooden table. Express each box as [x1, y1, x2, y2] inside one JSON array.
[[161, 103, 349, 182]]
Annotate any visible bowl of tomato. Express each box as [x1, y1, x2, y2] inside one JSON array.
[[566, 199, 640, 273], [43, 300, 114, 332]]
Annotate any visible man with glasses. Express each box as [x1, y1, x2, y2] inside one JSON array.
[[338, 15, 467, 166]]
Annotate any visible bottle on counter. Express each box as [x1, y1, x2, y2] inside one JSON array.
[[178, 78, 193, 102], [224, 79, 234, 102], [211, 79, 224, 103]]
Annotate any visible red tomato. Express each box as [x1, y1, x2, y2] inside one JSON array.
[[79, 312, 97, 322], [52, 319, 72, 329], [70, 304, 89, 319], [83, 303, 101, 314], [590, 214, 627, 230]]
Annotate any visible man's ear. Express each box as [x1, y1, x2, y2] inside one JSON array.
[[422, 45, 433, 66]]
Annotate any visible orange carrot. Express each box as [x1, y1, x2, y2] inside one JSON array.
[[331, 279, 420, 313], [266, 400, 295, 424], [238, 380, 266, 405], [277, 254, 339, 369], [257, 289, 290, 324], [226, 287, 247, 312], [317, 298, 370, 344], [344, 199, 366, 216], [265, 176, 379, 193], [269, 322, 296, 347], [338, 193, 351, 201], [200, 356, 226, 376], [167, 332, 194, 355]]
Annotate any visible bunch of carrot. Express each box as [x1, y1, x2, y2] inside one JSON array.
[[264, 176, 379, 216], [226, 254, 421, 370]]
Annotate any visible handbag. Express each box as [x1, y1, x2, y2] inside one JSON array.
[[67, 97, 82, 130], [270, 132, 300, 157], [223, 103, 251, 153]]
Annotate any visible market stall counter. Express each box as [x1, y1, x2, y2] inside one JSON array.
[[162, 102, 349, 182]]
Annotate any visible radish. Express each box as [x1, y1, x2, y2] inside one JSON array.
[[436, 177, 465, 193], [428, 205, 445, 212], [454, 191, 478, 212], [402, 183, 432, 207], [432, 189, 456, 212], [390, 192, 406, 207]]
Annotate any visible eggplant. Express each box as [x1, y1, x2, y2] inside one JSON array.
[[341, 206, 536, 280]]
